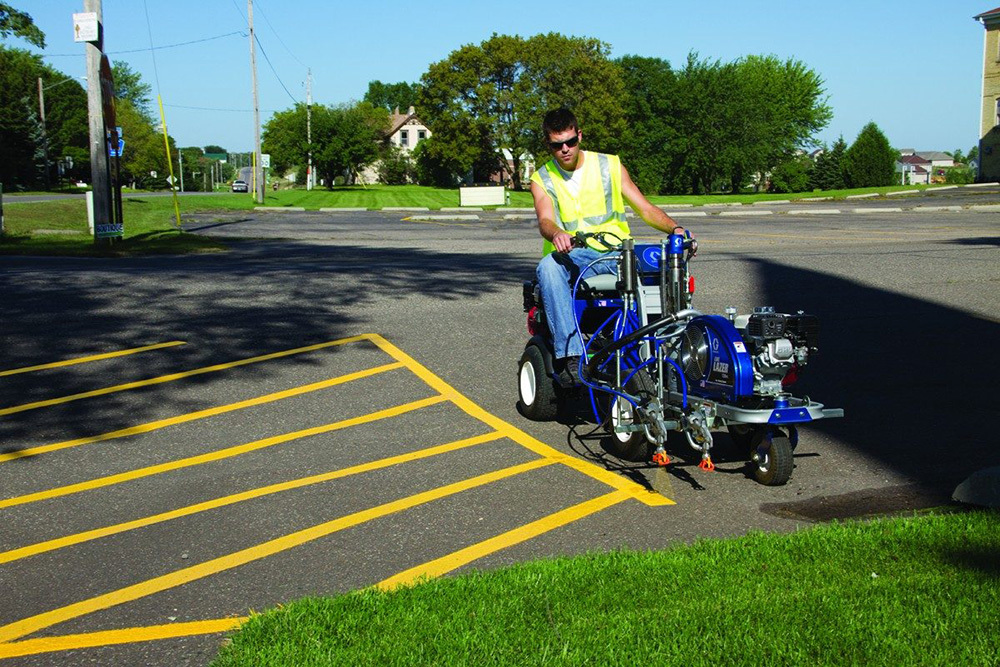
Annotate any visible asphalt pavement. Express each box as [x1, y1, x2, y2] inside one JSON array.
[[1, 195, 998, 665]]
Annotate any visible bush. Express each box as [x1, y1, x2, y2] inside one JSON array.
[[377, 146, 415, 185], [768, 154, 813, 193], [944, 166, 974, 184]]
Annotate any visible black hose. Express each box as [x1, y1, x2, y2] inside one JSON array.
[[586, 310, 697, 382]]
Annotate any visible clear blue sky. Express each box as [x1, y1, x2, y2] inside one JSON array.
[[10, 1, 994, 154]]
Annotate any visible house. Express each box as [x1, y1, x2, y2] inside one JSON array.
[[896, 154, 931, 185], [975, 6, 1000, 181], [358, 106, 431, 184], [387, 106, 430, 153], [914, 151, 955, 170]]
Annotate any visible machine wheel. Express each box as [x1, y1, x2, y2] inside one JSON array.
[[518, 345, 559, 421], [750, 432, 794, 486], [605, 371, 655, 461]]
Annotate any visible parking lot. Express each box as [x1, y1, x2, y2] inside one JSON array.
[[1, 196, 998, 664]]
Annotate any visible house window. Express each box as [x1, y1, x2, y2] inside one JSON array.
[[400, 130, 409, 147], [418, 130, 426, 142], [995, 99, 1000, 126]]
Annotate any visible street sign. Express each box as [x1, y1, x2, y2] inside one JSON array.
[[108, 139, 124, 157], [261, 153, 271, 169], [166, 175, 176, 185], [72, 12, 99, 43], [99, 55, 116, 130]]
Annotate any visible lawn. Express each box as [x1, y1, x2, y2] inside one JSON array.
[[0, 182, 970, 256], [212, 510, 999, 666]]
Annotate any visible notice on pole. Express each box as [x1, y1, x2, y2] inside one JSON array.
[[261, 154, 271, 169], [72, 13, 99, 43]]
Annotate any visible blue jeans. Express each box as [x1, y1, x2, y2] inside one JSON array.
[[536, 248, 617, 359]]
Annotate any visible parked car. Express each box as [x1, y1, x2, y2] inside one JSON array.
[[231, 179, 249, 193]]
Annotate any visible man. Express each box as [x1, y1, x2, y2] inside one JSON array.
[[530, 108, 689, 387]]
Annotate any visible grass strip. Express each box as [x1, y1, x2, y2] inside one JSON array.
[[212, 510, 1000, 666]]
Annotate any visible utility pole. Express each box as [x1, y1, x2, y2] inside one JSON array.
[[37, 77, 50, 189], [179, 150, 184, 192], [306, 68, 313, 190], [83, 0, 113, 245], [248, 0, 263, 204]]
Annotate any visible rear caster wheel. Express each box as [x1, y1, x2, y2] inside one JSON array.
[[750, 432, 794, 486], [518, 345, 558, 421], [727, 423, 764, 455]]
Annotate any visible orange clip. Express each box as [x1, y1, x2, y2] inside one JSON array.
[[652, 451, 671, 467], [698, 457, 715, 472]]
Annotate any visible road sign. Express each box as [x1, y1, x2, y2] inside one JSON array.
[[108, 139, 124, 157], [72, 12, 99, 43], [166, 175, 176, 185], [261, 153, 271, 169]]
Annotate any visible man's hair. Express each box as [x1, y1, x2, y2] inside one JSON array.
[[542, 108, 578, 137]]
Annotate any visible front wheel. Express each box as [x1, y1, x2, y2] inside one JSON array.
[[750, 432, 794, 486], [518, 345, 559, 421], [605, 371, 655, 461]]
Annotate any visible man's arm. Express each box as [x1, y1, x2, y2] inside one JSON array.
[[620, 164, 685, 236], [531, 181, 574, 253]]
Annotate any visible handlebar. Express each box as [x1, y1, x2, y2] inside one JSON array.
[[572, 230, 697, 256]]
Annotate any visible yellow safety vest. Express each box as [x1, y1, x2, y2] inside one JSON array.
[[530, 150, 630, 255]]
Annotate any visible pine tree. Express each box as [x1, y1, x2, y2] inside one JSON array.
[[843, 123, 896, 188]]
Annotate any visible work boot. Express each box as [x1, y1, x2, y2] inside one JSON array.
[[558, 355, 583, 388]]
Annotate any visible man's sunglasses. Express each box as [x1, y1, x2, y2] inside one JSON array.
[[548, 134, 579, 150]]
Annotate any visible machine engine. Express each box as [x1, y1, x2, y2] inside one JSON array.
[[737, 307, 819, 397]]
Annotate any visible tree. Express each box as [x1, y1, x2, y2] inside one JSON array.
[[111, 60, 153, 121], [204, 144, 226, 154], [842, 122, 897, 188], [724, 55, 831, 193], [263, 101, 388, 187], [809, 136, 847, 191], [364, 81, 421, 113], [115, 98, 172, 189], [0, 3, 44, 47], [418, 32, 625, 189], [616, 55, 679, 195], [1, 45, 88, 189]]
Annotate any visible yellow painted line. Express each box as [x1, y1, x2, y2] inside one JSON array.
[[0, 619, 246, 660], [0, 361, 404, 464], [376, 489, 631, 591], [0, 342, 186, 378], [0, 458, 553, 644], [0, 432, 503, 565], [0, 486, 625, 657], [0, 394, 446, 510], [364, 333, 673, 507], [0, 335, 372, 418]]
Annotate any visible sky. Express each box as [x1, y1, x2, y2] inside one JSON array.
[[8, 1, 995, 154]]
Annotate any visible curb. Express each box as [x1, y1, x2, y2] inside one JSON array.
[[319, 207, 368, 212], [409, 214, 481, 221], [788, 209, 841, 215], [254, 206, 305, 212], [720, 209, 772, 216]]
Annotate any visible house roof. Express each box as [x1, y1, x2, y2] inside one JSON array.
[[974, 6, 1000, 19], [915, 151, 953, 161], [388, 106, 422, 136]]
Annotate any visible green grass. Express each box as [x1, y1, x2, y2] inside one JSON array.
[[212, 510, 1000, 666], [0, 194, 241, 256], [0, 181, 974, 256]]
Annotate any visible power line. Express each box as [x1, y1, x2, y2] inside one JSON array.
[[253, 0, 307, 69], [165, 104, 281, 113], [40, 30, 244, 58], [253, 33, 298, 104]]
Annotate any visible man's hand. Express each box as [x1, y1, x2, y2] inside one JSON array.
[[552, 231, 574, 253]]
